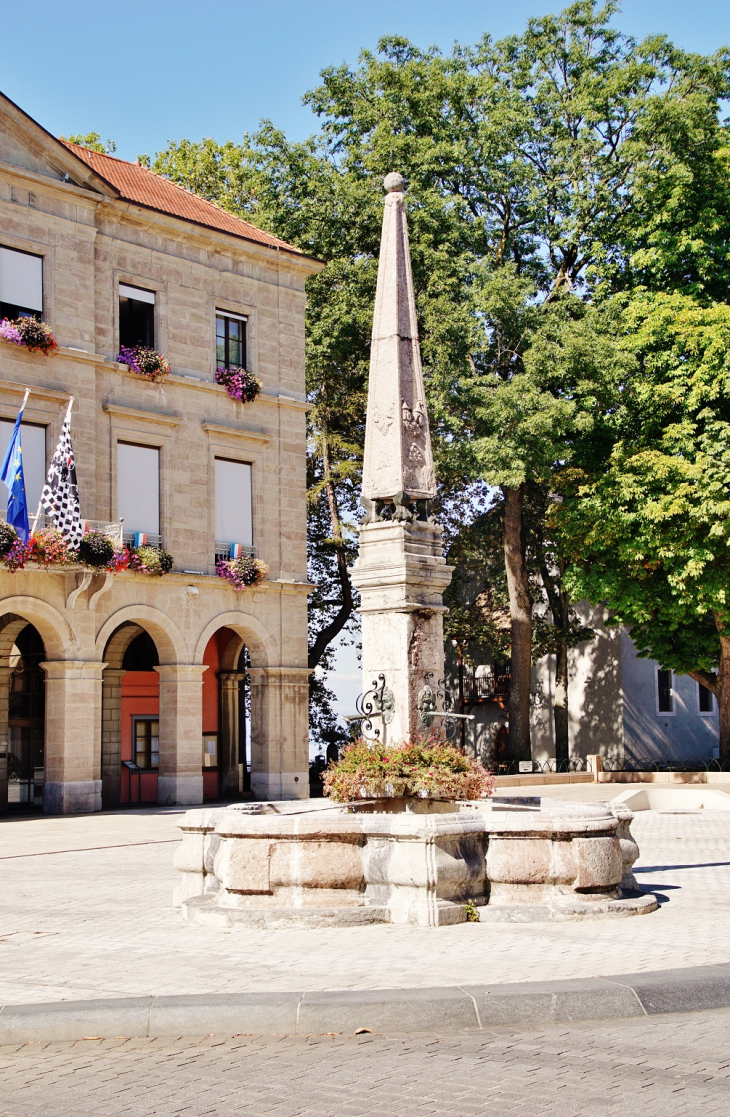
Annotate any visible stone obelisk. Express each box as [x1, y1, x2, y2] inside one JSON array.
[[351, 173, 452, 743]]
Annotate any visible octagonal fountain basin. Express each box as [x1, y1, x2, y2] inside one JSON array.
[[173, 796, 656, 928]]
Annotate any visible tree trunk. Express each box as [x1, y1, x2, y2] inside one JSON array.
[[540, 563, 570, 768], [554, 636, 569, 768], [718, 633, 730, 767], [502, 484, 532, 763], [307, 437, 354, 671]]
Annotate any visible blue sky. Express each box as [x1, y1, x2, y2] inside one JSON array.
[[4, 1, 730, 163]]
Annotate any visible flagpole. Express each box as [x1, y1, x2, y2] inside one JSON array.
[[31, 396, 74, 536]]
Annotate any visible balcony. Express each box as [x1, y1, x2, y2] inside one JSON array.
[[17, 512, 125, 546], [214, 541, 255, 565], [123, 532, 163, 550], [462, 673, 510, 706]]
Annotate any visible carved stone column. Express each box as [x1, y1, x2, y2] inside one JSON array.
[[155, 664, 207, 805], [218, 670, 246, 799], [351, 521, 452, 742], [41, 660, 105, 814], [101, 668, 125, 808]]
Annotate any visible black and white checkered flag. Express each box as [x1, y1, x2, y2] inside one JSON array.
[[40, 403, 83, 549]]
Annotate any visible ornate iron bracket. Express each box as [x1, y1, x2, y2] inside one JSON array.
[[342, 673, 395, 741], [417, 672, 474, 742]]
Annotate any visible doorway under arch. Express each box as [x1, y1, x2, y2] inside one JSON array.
[[201, 627, 251, 800], [1, 622, 46, 810]]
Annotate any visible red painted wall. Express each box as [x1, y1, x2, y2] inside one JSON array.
[[120, 671, 159, 804]]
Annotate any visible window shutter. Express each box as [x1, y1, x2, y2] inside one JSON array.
[[0, 247, 43, 312], [215, 459, 252, 545], [117, 443, 160, 534]]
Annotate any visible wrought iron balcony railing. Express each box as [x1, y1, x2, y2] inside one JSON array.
[[214, 541, 256, 565], [0, 510, 125, 547], [123, 532, 163, 550], [463, 673, 511, 705]]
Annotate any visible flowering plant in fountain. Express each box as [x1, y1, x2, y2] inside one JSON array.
[[0, 317, 58, 355], [117, 345, 170, 382], [323, 737, 494, 803], [215, 365, 261, 403], [216, 554, 267, 588]]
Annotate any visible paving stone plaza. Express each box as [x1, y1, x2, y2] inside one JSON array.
[[1, 796, 729, 999], [2, 794, 730, 1114]]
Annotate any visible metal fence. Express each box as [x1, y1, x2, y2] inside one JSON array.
[[491, 756, 730, 776]]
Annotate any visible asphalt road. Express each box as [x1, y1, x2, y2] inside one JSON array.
[[2, 1008, 730, 1117]]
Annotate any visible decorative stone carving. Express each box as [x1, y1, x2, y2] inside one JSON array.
[[362, 175, 436, 503]]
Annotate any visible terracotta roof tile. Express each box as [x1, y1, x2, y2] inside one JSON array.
[[61, 141, 306, 257]]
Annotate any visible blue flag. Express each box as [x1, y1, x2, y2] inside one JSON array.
[[0, 404, 30, 543]]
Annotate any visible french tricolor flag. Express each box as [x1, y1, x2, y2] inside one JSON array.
[[230, 543, 244, 559], [134, 532, 148, 547]]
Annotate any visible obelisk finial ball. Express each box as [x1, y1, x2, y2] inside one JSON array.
[[384, 172, 406, 193]]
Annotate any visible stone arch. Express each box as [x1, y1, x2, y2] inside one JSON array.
[[219, 631, 246, 672], [95, 605, 187, 666], [102, 623, 146, 670], [0, 596, 75, 662], [193, 611, 276, 669]]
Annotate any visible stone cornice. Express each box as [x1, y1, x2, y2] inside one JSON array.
[[102, 402, 181, 427], [201, 421, 271, 445], [0, 376, 69, 404]]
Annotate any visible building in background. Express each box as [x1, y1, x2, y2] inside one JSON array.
[[447, 605, 719, 769], [0, 91, 320, 814]]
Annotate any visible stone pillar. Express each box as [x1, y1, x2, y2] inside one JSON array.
[[351, 521, 453, 743], [42, 661, 105, 814], [101, 668, 125, 808], [0, 665, 13, 813], [218, 671, 246, 799], [155, 664, 206, 806], [249, 666, 309, 801]]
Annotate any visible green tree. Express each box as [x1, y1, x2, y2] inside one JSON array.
[[61, 132, 116, 154], [302, 0, 730, 761], [556, 292, 730, 762], [149, 3, 730, 758]]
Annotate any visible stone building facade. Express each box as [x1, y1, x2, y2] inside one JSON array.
[[0, 92, 320, 814]]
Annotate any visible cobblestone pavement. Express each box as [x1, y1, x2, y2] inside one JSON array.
[[2, 801, 730, 1004], [1, 1008, 730, 1116]]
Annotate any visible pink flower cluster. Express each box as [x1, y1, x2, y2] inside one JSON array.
[[117, 346, 170, 382], [0, 320, 23, 346], [215, 365, 261, 403], [216, 555, 267, 589]]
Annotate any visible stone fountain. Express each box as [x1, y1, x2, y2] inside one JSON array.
[[173, 174, 656, 927]]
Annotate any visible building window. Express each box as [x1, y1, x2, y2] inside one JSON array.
[[657, 668, 674, 714], [117, 442, 160, 539], [216, 311, 247, 370], [0, 420, 45, 515], [0, 246, 43, 320], [133, 718, 159, 770], [698, 682, 715, 715], [214, 458, 252, 550], [119, 284, 155, 349]]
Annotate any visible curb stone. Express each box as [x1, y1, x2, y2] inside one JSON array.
[[1, 964, 730, 1043]]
